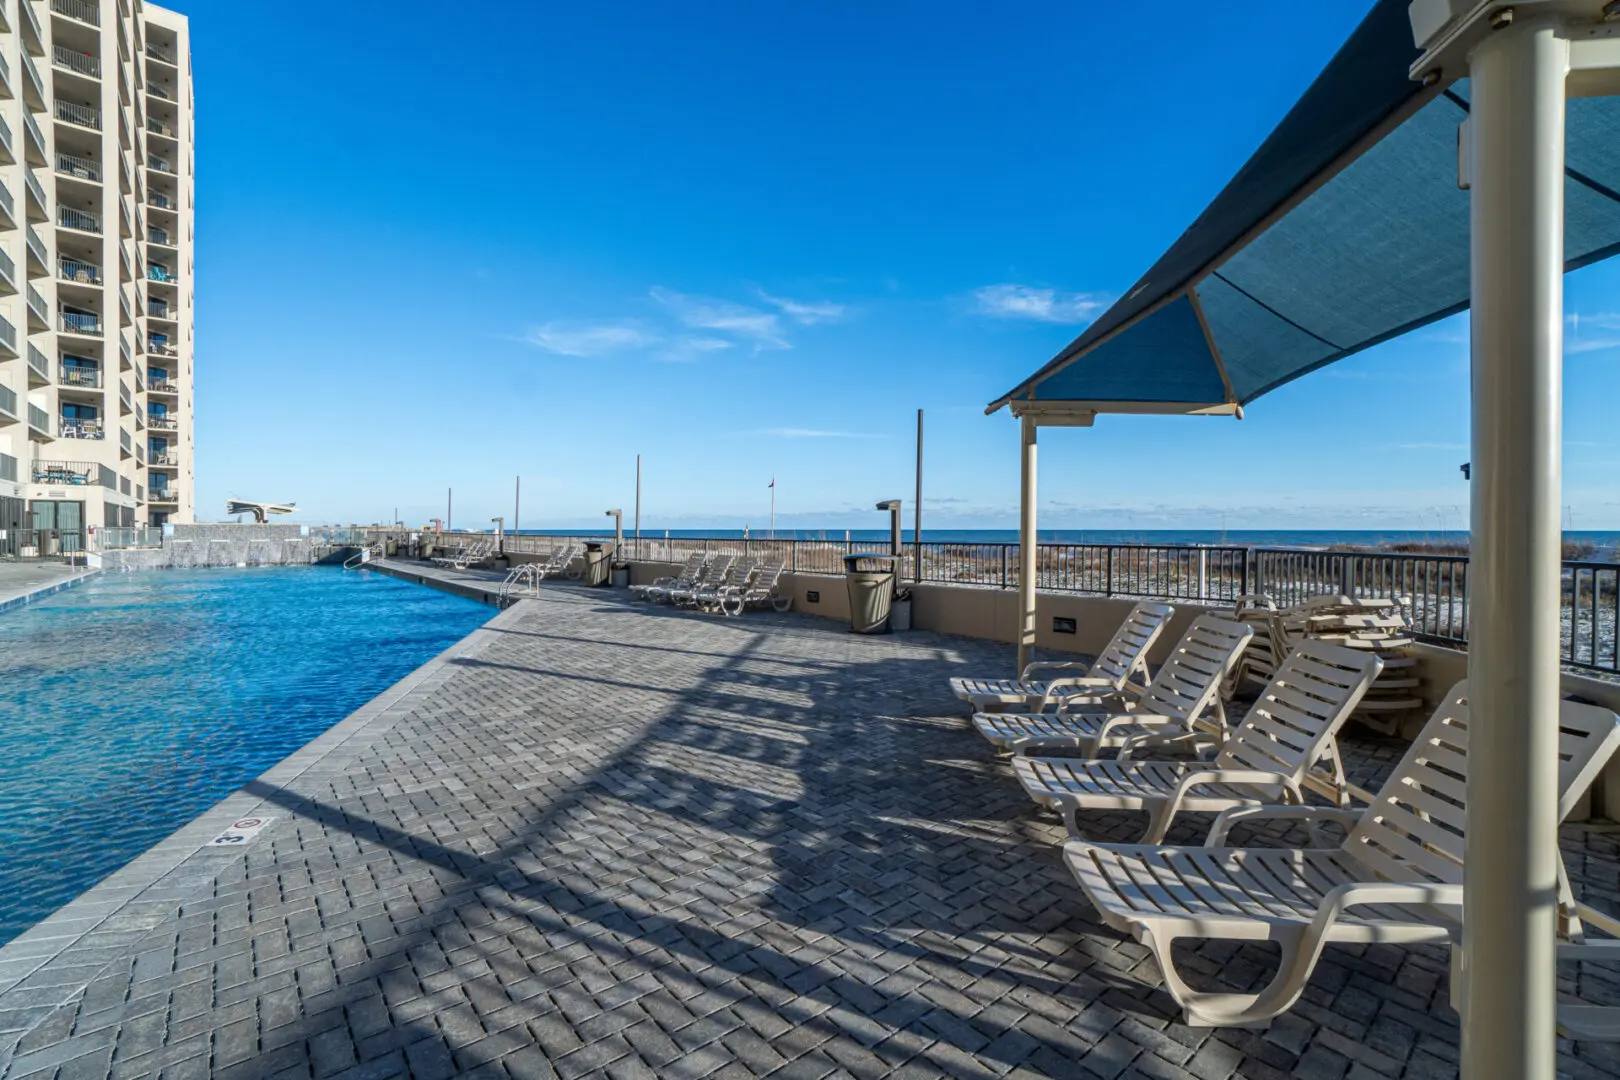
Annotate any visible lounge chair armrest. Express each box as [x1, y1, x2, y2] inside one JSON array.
[[1093, 712, 1177, 747], [1027, 676, 1120, 711], [1205, 805, 1363, 848], [1271, 882, 1464, 1001], [1021, 660, 1092, 680]]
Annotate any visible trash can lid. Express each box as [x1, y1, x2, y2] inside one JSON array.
[[843, 553, 897, 571]]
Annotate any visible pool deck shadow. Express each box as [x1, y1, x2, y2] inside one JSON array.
[[1, 576, 1618, 1079]]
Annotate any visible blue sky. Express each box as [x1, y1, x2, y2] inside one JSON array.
[[176, 1, 1620, 531]]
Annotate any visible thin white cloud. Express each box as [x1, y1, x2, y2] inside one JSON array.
[[1566, 312, 1620, 355], [655, 336, 735, 364], [1393, 441, 1467, 451], [755, 290, 845, 325], [756, 428, 883, 439], [650, 287, 788, 349], [525, 322, 653, 358], [971, 283, 1106, 324]]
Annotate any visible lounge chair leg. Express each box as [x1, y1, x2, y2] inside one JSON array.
[[1141, 802, 1178, 845], [1060, 802, 1084, 840], [1145, 931, 1314, 1029]]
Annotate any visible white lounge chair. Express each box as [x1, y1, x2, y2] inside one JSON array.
[[718, 559, 790, 615], [536, 542, 582, 580], [1013, 639, 1382, 844], [695, 556, 758, 612], [632, 553, 703, 602], [948, 601, 1175, 714], [972, 615, 1253, 758], [1063, 683, 1620, 1028], [670, 554, 734, 608]]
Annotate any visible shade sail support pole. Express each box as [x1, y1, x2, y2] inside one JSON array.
[[1017, 415, 1037, 673], [1462, 18, 1568, 1080]]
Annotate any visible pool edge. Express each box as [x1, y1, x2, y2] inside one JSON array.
[[0, 569, 99, 615], [0, 594, 523, 1060]]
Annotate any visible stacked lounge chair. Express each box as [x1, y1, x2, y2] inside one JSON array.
[[632, 553, 703, 603], [717, 559, 791, 615]]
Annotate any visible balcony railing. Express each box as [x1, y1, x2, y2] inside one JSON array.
[[59, 416, 102, 439], [23, 168, 44, 211], [32, 461, 96, 486], [26, 342, 46, 380], [0, 248, 15, 288], [60, 309, 100, 334], [20, 52, 43, 103], [118, 380, 130, 409], [19, 0, 38, 47], [148, 84, 172, 102], [55, 150, 99, 182], [147, 412, 176, 430], [53, 99, 100, 130], [146, 44, 175, 65], [24, 226, 44, 268], [27, 403, 50, 435], [148, 301, 171, 319], [149, 488, 176, 503], [0, 452, 15, 482], [135, 443, 144, 465], [59, 256, 99, 284], [118, 426, 130, 451], [26, 284, 47, 323], [51, 44, 98, 79], [0, 314, 17, 354], [0, 114, 13, 159], [150, 450, 177, 467], [95, 527, 167, 551], [0, 382, 15, 417], [60, 362, 100, 388], [120, 334, 131, 366], [147, 227, 170, 245], [51, 0, 99, 26], [149, 378, 176, 393], [146, 118, 174, 138], [149, 156, 172, 174], [22, 112, 44, 156], [59, 206, 100, 233], [147, 339, 177, 357], [147, 265, 174, 283], [149, 191, 172, 210]]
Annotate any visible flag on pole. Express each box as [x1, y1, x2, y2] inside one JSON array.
[[768, 476, 775, 488]]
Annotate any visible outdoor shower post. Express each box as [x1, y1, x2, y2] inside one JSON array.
[[1017, 414, 1037, 673], [1462, 18, 1569, 1080]]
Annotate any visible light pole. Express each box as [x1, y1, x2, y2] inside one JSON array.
[[490, 517, 504, 554], [605, 509, 623, 581]]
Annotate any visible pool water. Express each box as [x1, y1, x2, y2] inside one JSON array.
[[0, 567, 490, 945]]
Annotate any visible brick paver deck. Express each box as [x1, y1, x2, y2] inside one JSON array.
[[1, 581, 1617, 1079]]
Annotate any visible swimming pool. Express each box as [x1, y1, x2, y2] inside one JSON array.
[[0, 567, 490, 945]]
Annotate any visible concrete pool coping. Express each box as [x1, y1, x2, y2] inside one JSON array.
[[0, 574, 514, 1063], [0, 566, 98, 615]]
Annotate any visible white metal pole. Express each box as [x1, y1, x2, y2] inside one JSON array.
[[514, 476, 520, 538], [1463, 18, 1568, 1080], [1018, 415, 1038, 673], [634, 455, 641, 561], [915, 409, 923, 583]]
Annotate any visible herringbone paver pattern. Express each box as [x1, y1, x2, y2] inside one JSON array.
[[1, 583, 1618, 1079]]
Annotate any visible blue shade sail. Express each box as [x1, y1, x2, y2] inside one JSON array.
[[993, 0, 1620, 415]]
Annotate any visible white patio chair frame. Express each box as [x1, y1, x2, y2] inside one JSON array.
[[535, 542, 582, 580], [694, 556, 758, 612], [973, 615, 1253, 759], [670, 554, 734, 608], [1062, 683, 1620, 1028], [1012, 639, 1383, 844], [631, 553, 703, 602], [718, 559, 791, 616], [949, 601, 1175, 714]]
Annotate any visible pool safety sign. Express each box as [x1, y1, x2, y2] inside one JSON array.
[[207, 816, 274, 847]]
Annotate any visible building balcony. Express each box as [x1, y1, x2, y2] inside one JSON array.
[[53, 99, 100, 132], [21, 112, 44, 166], [24, 226, 45, 272], [149, 450, 178, 467], [25, 284, 47, 330], [0, 314, 18, 359], [56, 150, 99, 183], [60, 361, 100, 389], [59, 416, 103, 439], [118, 379, 131, 412], [25, 343, 47, 384], [146, 117, 175, 139], [58, 206, 101, 234], [135, 443, 144, 466], [119, 426, 131, 455], [0, 115, 14, 166], [147, 339, 177, 358], [50, 0, 100, 27], [148, 191, 173, 211], [148, 156, 172, 175], [148, 489, 177, 505], [145, 44, 176, 67], [0, 381, 16, 422], [22, 168, 44, 222], [148, 377, 177, 395], [33, 462, 100, 487], [59, 255, 99, 285], [148, 83, 173, 103], [20, 52, 44, 111], [147, 412, 176, 431], [60, 309, 101, 336], [27, 403, 51, 440], [0, 452, 15, 482], [147, 226, 172, 247], [0, 52, 12, 102], [148, 300, 173, 320], [147, 264, 176, 284], [19, 0, 45, 54], [51, 44, 98, 81], [0, 248, 16, 294]]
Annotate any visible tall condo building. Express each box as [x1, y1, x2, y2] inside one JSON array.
[[0, 0, 193, 545]]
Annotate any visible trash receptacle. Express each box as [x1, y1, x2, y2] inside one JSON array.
[[383, 538, 398, 557], [844, 554, 897, 634], [582, 542, 612, 586]]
